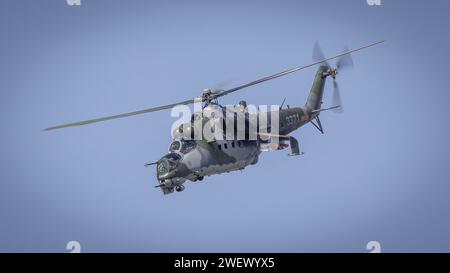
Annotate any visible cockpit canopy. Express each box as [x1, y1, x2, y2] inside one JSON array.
[[163, 152, 182, 162], [169, 141, 181, 151], [157, 153, 182, 174], [169, 140, 196, 154]]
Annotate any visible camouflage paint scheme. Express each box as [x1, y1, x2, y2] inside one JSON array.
[[157, 65, 330, 194]]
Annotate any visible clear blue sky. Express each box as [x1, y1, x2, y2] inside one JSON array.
[[1, 0, 450, 252]]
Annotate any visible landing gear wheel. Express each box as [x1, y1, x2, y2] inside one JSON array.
[[175, 185, 185, 192], [198, 176, 204, 181]]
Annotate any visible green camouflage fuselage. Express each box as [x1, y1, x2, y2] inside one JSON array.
[[156, 66, 329, 194]]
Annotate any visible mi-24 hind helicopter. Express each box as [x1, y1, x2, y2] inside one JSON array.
[[45, 40, 384, 194]]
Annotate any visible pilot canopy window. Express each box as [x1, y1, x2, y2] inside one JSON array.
[[169, 140, 196, 154]]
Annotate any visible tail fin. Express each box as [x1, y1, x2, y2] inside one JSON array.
[[305, 65, 329, 112]]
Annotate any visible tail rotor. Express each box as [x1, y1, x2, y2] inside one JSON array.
[[313, 42, 355, 114]]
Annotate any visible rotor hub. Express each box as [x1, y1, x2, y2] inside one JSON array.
[[322, 68, 338, 79], [329, 68, 338, 79], [202, 88, 213, 102]]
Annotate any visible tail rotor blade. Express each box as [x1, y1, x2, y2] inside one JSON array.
[[312, 41, 329, 66], [332, 80, 344, 113], [336, 46, 354, 70]]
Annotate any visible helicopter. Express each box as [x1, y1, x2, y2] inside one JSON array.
[[45, 41, 384, 194]]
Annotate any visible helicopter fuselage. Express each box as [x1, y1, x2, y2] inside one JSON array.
[[155, 66, 331, 194]]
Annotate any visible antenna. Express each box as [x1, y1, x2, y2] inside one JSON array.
[[280, 98, 286, 109]]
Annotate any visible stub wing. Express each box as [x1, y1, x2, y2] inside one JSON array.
[[258, 132, 301, 156]]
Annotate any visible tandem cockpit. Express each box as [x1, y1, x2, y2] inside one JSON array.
[[156, 140, 197, 176], [157, 153, 181, 175], [168, 139, 196, 154]]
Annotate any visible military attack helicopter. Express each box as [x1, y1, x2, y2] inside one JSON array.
[[45, 41, 384, 194]]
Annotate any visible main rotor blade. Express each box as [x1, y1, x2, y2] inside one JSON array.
[[44, 40, 384, 131], [215, 40, 385, 98], [212, 78, 236, 91], [44, 99, 194, 131], [332, 80, 344, 114]]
